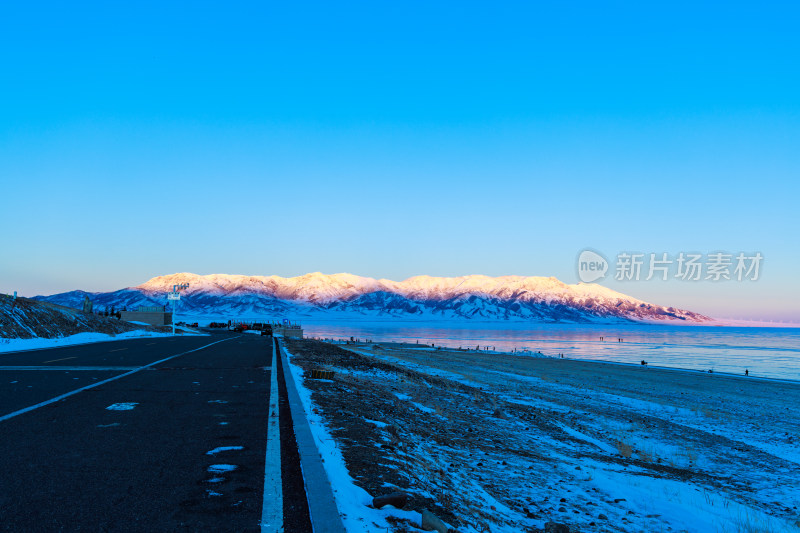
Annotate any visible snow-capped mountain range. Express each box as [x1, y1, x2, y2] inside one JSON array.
[[34, 272, 710, 323]]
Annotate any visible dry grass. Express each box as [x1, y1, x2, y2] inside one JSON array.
[[716, 510, 796, 533], [616, 440, 633, 458]]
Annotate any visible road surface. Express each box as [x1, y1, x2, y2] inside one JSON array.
[[0, 332, 311, 532]]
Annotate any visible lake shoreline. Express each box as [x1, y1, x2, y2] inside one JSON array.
[[285, 338, 800, 532]]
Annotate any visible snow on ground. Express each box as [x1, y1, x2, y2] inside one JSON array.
[[206, 446, 244, 455], [0, 329, 205, 354], [105, 402, 138, 411], [287, 339, 800, 533], [283, 345, 424, 531], [207, 464, 238, 473], [359, 344, 800, 533]]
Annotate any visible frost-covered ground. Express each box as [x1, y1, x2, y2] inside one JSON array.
[[0, 328, 205, 353], [283, 343, 422, 531], [284, 339, 800, 533]]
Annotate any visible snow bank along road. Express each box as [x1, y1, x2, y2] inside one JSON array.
[[0, 332, 312, 532]]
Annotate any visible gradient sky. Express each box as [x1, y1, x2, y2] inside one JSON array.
[[1, 1, 798, 321]]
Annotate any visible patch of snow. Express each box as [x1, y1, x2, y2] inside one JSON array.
[[411, 402, 435, 414], [554, 422, 617, 454], [105, 402, 138, 411], [206, 446, 244, 455], [0, 329, 206, 354], [207, 464, 237, 473], [585, 461, 797, 533]]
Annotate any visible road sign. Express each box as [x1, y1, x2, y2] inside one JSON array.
[[167, 292, 180, 301]]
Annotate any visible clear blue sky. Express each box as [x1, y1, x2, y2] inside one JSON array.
[[1, 1, 798, 321]]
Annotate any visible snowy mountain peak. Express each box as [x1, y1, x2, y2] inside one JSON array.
[[39, 272, 710, 323]]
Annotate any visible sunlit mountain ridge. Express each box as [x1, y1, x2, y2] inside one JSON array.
[[34, 272, 710, 323]]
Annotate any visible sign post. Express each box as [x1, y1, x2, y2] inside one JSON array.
[[168, 283, 189, 336]]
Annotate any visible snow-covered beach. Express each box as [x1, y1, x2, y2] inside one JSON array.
[[284, 339, 800, 533]]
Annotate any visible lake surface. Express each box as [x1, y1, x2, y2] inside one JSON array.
[[300, 320, 800, 381]]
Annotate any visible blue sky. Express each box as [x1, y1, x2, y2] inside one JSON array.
[[1, 1, 798, 321]]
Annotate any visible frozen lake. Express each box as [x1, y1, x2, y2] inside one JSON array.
[[299, 321, 800, 381]]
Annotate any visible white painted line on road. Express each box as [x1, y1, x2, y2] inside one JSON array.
[[0, 366, 140, 371], [261, 339, 283, 533], [42, 357, 76, 364], [0, 337, 238, 424], [106, 402, 138, 411]]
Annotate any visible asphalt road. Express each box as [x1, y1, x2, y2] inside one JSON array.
[[0, 331, 310, 532]]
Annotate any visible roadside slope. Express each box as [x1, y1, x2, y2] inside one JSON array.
[[0, 295, 164, 339]]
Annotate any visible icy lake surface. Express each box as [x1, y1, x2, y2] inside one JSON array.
[[301, 321, 800, 381]]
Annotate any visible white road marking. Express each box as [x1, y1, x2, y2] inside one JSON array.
[[42, 357, 76, 364], [106, 402, 138, 411], [0, 337, 237, 424], [261, 339, 283, 532], [0, 366, 139, 371]]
